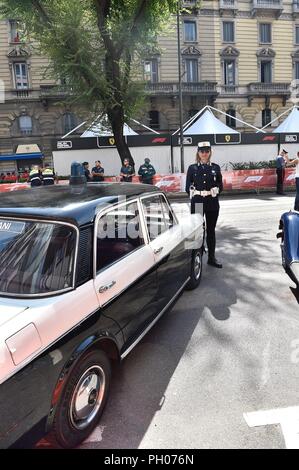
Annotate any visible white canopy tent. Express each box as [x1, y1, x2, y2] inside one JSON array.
[[173, 105, 261, 136], [183, 108, 239, 135], [272, 107, 299, 133], [81, 122, 138, 137]]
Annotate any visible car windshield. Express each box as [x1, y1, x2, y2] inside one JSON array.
[[0, 219, 76, 296]]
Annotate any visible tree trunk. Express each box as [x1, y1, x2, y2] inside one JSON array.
[[108, 106, 135, 169]]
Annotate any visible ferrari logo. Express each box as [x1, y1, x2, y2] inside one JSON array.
[[225, 135, 231, 143], [109, 138, 115, 145]]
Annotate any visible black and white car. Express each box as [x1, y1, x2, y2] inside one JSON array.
[[0, 182, 204, 448]]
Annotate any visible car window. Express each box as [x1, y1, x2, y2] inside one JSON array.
[[142, 195, 174, 241], [96, 201, 144, 272], [0, 219, 76, 296]]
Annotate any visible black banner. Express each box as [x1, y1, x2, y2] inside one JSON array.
[[53, 134, 171, 151]]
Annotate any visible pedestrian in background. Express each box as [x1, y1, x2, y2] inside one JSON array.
[[83, 162, 92, 181], [92, 160, 105, 182], [285, 151, 299, 210], [42, 163, 55, 186], [138, 158, 156, 184], [120, 158, 135, 182], [29, 165, 42, 187], [276, 149, 288, 195], [185, 141, 223, 268]]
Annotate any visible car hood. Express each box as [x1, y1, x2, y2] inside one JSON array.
[[0, 304, 28, 328]]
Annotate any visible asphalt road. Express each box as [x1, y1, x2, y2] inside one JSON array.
[[37, 192, 299, 450]]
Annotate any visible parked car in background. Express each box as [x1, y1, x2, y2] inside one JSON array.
[[0, 182, 204, 448], [277, 211, 299, 285]]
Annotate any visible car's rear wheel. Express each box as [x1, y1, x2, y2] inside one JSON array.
[[47, 350, 111, 448], [185, 248, 203, 290]]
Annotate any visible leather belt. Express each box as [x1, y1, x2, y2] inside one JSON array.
[[192, 190, 211, 197]]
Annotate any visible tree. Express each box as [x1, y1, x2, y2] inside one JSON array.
[[1, 0, 180, 165]]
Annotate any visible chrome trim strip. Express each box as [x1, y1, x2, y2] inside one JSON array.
[[0, 216, 79, 298], [120, 277, 190, 360]]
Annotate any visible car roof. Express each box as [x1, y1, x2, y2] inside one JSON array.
[[0, 183, 160, 226]]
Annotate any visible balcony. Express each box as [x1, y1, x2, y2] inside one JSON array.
[[39, 85, 72, 98], [6, 89, 40, 101], [5, 86, 71, 102], [220, 85, 239, 95], [251, 0, 283, 17], [247, 82, 290, 105], [219, 0, 238, 16], [146, 81, 218, 97]]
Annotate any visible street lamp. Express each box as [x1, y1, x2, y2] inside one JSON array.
[[177, 0, 185, 173]]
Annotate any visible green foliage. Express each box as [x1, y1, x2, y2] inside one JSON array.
[[0, 0, 178, 120], [229, 160, 277, 170]]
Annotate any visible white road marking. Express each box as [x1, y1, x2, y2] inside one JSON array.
[[244, 407, 299, 449], [260, 340, 271, 389], [81, 425, 105, 444]]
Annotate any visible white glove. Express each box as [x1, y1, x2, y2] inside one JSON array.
[[210, 187, 219, 198]]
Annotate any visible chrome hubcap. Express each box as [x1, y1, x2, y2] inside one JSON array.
[[70, 365, 105, 430], [194, 253, 202, 280]]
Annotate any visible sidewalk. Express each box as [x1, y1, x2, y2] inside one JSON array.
[[167, 187, 296, 200]]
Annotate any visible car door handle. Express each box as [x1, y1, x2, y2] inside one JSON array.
[[154, 247, 164, 255], [99, 281, 116, 294]]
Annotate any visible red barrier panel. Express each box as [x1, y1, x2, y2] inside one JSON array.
[[222, 168, 295, 191], [0, 183, 30, 192], [3, 169, 291, 194]]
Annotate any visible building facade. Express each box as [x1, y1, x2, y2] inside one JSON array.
[[143, 0, 299, 132], [0, 19, 83, 174], [1, 2, 299, 175]]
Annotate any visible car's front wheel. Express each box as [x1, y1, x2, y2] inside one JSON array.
[[47, 349, 111, 448], [185, 248, 203, 290]]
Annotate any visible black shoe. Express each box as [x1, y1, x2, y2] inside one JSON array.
[[207, 257, 223, 268], [276, 192, 285, 195]]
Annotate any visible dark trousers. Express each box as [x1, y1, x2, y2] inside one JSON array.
[[191, 198, 219, 258], [204, 209, 219, 259], [295, 178, 299, 211], [276, 168, 285, 194]]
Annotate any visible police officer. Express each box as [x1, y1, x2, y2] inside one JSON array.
[[82, 162, 92, 181], [92, 160, 105, 182], [29, 165, 42, 188], [41, 163, 55, 186], [120, 158, 135, 182], [276, 149, 287, 195], [138, 157, 156, 184], [186, 141, 223, 268]]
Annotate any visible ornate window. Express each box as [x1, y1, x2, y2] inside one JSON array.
[[262, 109, 271, 127], [259, 23, 272, 44], [257, 48, 275, 83], [7, 46, 31, 90], [9, 20, 24, 44], [226, 108, 236, 128], [13, 62, 28, 89], [181, 46, 201, 83], [184, 21, 197, 42], [149, 110, 160, 130], [19, 115, 32, 135], [220, 46, 239, 86], [63, 113, 77, 134], [144, 59, 159, 83], [222, 21, 235, 43]]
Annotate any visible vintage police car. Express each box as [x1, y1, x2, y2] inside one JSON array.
[[0, 181, 203, 448], [278, 210, 299, 286]]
